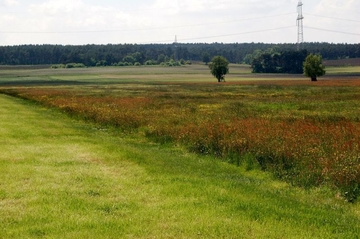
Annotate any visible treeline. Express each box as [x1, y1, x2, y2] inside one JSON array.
[[0, 42, 359, 66], [249, 49, 308, 74]]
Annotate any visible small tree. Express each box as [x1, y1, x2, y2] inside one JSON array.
[[303, 54, 326, 81], [209, 56, 229, 82]]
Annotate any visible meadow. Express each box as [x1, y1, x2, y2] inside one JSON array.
[[1, 64, 360, 238]]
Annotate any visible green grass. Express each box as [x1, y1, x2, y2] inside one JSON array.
[[1, 65, 360, 238], [326, 66, 360, 74], [0, 64, 291, 85]]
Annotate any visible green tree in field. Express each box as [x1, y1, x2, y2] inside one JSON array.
[[303, 54, 326, 81], [209, 56, 229, 82]]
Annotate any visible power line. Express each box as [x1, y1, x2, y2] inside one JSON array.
[[137, 26, 295, 44], [181, 26, 295, 41], [304, 26, 360, 36], [1, 6, 358, 44], [140, 25, 360, 44], [305, 13, 360, 23]]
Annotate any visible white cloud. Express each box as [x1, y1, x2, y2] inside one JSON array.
[[29, 0, 82, 14], [150, 0, 232, 13], [314, 0, 360, 18], [0, 0, 18, 6], [26, 0, 133, 31], [1, 0, 155, 44], [306, 0, 360, 43], [0, 0, 358, 45]]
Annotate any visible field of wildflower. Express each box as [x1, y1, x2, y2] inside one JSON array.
[[1, 65, 360, 202]]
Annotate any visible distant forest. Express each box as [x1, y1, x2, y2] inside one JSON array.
[[0, 42, 359, 66]]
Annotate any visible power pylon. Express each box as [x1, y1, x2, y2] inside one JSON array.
[[297, 0, 304, 50]]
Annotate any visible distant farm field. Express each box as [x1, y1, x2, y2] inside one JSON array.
[[1, 64, 360, 238], [324, 58, 360, 67]]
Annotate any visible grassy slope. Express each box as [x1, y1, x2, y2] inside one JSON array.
[[1, 90, 360, 238]]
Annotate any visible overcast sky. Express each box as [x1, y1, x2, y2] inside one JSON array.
[[0, 0, 359, 45]]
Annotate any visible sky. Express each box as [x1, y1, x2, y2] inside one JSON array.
[[0, 0, 359, 45]]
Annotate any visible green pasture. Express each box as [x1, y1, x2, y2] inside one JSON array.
[[0, 64, 359, 85], [325, 66, 360, 74], [0, 64, 291, 83], [0, 65, 360, 238]]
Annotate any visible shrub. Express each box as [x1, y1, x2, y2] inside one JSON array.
[[96, 60, 107, 67], [51, 64, 65, 69], [145, 60, 157, 65], [65, 63, 86, 68]]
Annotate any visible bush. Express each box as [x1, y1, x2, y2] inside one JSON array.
[[96, 60, 107, 67], [145, 60, 157, 65], [51, 64, 65, 69], [158, 60, 183, 67], [65, 63, 86, 68]]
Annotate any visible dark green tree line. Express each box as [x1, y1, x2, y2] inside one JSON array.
[[0, 43, 359, 66], [251, 50, 308, 74]]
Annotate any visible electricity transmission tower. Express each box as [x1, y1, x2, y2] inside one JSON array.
[[297, 0, 304, 50]]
